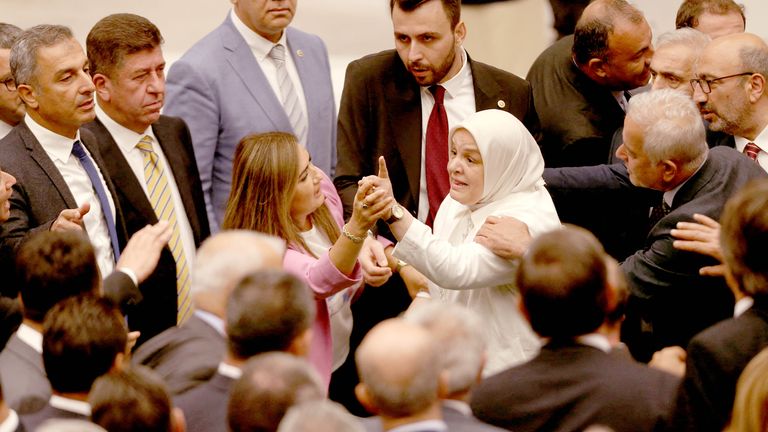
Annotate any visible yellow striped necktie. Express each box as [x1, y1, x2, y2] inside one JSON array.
[[136, 135, 192, 324]]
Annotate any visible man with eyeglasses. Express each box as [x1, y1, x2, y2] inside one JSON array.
[[0, 24, 23, 139], [692, 32, 768, 172]]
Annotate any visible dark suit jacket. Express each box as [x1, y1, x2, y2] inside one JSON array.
[[361, 403, 507, 432], [527, 35, 626, 168], [670, 296, 768, 432], [132, 313, 226, 396], [174, 371, 234, 432], [0, 334, 49, 411], [0, 122, 128, 298], [83, 115, 210, 343], [334, 49, 540, 225], [20, 403, 88, 432], [470, 341, 680, 432]]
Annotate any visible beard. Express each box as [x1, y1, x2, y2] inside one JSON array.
[[407, 41, 457, 86]]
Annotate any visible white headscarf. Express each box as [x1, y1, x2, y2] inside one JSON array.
[[436, 109, 559, 240]]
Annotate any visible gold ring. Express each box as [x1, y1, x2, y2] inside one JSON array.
[[362, 202, 369, 209]]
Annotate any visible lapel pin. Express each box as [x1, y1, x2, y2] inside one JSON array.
[[497, 100, 506, 109], [296, 49, 304, 57]]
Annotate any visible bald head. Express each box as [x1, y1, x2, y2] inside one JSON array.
[[191, 230, 285, 317], [356, 319, 440, 418]]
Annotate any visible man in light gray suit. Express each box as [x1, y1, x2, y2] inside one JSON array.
[[164, 0, 336, 232]]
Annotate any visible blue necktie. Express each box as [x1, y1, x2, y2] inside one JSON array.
[[71, 140, 121, 261]]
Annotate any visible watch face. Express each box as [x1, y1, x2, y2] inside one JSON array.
[[393, 204, 404, 218]]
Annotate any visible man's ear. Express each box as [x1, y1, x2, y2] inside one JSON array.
[[660, 159, 679, 185], [171, 407, 187, 432], [747, 73, 766, 103], [454, 21, 467, 46], [92, 73, 111, 103], [16, 84, 37, 110], [586, 57, 609, 79], [355, 383, 379, 415]]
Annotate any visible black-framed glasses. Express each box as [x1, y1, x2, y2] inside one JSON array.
[[690, 72, 754, 94], [1, 76, 14, 91]]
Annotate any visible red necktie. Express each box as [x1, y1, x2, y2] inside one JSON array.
[[425, 85, 449, 227], [744, 142, 760, 162]]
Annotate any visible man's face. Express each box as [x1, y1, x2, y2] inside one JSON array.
[[0, 48, 25, 127], [695, 11, 745, 40], [692, 45, 750, 135], [616, 117, 664, 190], [601, 18, 654, 90], [0, 167, 16, 223], [97, 47, 165, 134], [650, 43, 697, 96], [233, 0, 296, 43], [20, 38, 95, 138], [392, 0, 465, 86]]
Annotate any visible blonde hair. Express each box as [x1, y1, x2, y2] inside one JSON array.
[[726, 347, 768, 432], [222, 132, 339, 255]]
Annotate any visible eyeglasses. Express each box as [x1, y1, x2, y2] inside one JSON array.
[[1, 76, 15, 91], [690, 72, 754, 94]]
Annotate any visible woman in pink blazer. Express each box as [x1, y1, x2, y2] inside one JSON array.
[[222, 132, 392, 388]]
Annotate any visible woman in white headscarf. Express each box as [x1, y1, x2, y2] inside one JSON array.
[[362, 109, 561, 374]]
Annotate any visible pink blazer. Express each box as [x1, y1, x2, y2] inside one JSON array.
[[282, 171, 362, 389]]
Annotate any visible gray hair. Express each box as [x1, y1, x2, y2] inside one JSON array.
[[405, 303, 486, 395], [626, 88, 708, 169], [10, 24, 73, 86], [190, 230, 285, 299], [0, 23, 22, 50], [739, 44, 768, 80], [277, 400, 364, 432], [656, 28, 711, 52]]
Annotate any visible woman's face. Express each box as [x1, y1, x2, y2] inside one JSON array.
[[447, 128, 484, 206], [290, 147, 325, 228]]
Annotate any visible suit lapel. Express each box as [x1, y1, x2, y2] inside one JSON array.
[[220, 19, 290, 131], [671, 156, 713, 209], [18, 123, 78, 209], [470, 57, 505, 111], [390, 58, 422, 205]]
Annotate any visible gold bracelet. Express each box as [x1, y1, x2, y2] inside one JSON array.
[[342, 224, 366, 244]]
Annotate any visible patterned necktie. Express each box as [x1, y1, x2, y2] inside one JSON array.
[[136, 135, 192, 324], [744, 142, 760, 162], [425, 85, 449, 228], [268, 44, 308, 147], [648, 199, 671, 231], [71, 140, 120, 261]]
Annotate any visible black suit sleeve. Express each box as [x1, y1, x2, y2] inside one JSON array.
[[103, 270, 142, 312]]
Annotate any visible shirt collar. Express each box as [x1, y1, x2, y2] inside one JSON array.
[[218, 361, 243, 379], [389, 420, 447, 432], [0, 409, 18, 432], [574, 333, 612, 353], [422, 48, 469, 100], [24, 115, 81, 163], [442, 399, 472, 417], [95, 102, 155, 153], [49, 395, 91, 416], [230, 9, 288, 61], [735, 296, 754, 317], [0, 120, 13, 139], [194, 309, 226, 336], [16, 323, 43, 353], [735, 126, 768, 155]]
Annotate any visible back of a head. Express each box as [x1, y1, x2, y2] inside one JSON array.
[[43, 295, 127, 394], [90, 367, 173, 432], [226, 270, 314, 360], [10, 24, 73, 86], [277, 400, 363, 432], [86, 13, 162, 79], [675, 0, 745, 31], [36, 420, 107, 432], [355, 319, 440, 418], [191, 230, 285, 312], [0, 23, 23, 50], [726, 347, 768, 432], [15, 231, 100, 323], [626, 88, 707, 168], [655, 27, 711, 54], [720, 179, 768, 298], [572, 0, 645, 66], [517, 226, 609, 338], [228, 352, 324, 432], [404, 303, 486, 396]]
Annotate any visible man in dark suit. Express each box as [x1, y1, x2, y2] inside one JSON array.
[[21, 296, 127, 431], [0, 25, 128, 285], [470, 226, 680, 432], [132, 231, 285, 395], [83, 13, 210, 343], [669, 179, 768, 432], [541, 89, 766, 361], [175, 271, 314, 432]]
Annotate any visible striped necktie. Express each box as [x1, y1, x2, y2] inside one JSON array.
[[268, 44, 308, 147], [744, 142, 760, 162], [136, 135, 192, 324]]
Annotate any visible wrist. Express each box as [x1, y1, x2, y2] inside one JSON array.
[[342, 224, 366, 244]]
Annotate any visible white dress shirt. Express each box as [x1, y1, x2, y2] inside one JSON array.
[[734, 296, 754, 317], [0, 410, 19, 432], [230, 9, 308, 137], [16, 323, 42, 353], [95, 105, 197, 274], [734, 128, 768, 172], [0, 120, 13, 139], [389, 420, 447, 432], [25, 116, 116, 277], [194, 309, 226, 336], [217, 361, 242, 380], [49, 395, 90, 416], [575, 333, 613, 353], [417, 49, 476, 222]]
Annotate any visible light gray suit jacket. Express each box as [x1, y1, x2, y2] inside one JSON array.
[[0, 333, 50, 411], [164, 15, 336, 231]]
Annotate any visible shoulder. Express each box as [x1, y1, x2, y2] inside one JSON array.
[[346, 50, 402, 76], [470, 57, 529, 90]]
